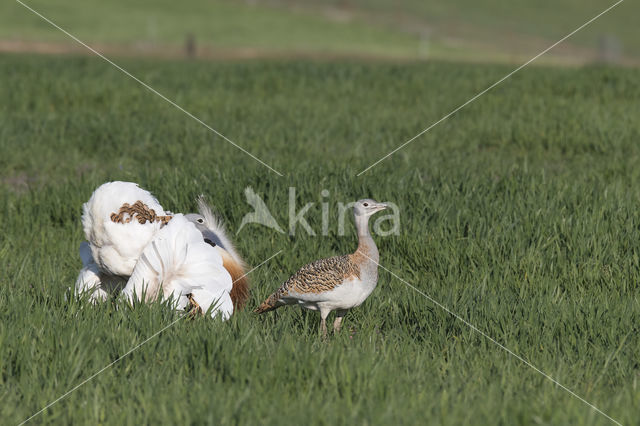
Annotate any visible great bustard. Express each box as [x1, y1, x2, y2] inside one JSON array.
[[255, 199, 387, 337], [76, 181, 237, 319]]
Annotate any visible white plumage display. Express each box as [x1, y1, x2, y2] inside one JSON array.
[[81, 181, 170, 277], [75, 181, 242, 320], [75, 241, 127, 303], [122, 214, 234, 319]]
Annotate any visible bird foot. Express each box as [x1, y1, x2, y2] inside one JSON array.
[[187, 294, 203, 318]]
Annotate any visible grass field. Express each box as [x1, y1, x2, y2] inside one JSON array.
[[275, 0, 640, 58], [0, 0, 423, 58], [2, 0, 639, 64], [1, 52, 640, 424]]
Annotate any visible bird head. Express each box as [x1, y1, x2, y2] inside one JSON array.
[[185, 213, 220, 247], [353, 199, 388, 218]]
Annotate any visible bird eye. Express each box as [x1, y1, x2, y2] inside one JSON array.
[[197, 218, 204, 224], [363, 202, 369, 207]]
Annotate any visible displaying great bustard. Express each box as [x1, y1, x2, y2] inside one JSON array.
[[255, 199, 387, 337], [75, 181, 248, 318]]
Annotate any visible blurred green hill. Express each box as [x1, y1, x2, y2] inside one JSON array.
[[1, 0, 637, 65]]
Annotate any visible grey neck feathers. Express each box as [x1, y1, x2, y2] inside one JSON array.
[[354, 214, 379, 263]]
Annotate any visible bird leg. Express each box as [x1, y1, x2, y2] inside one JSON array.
[[320, 309, 330, 339], [187, 294, 203, 318], [333, 309, 348, 334], [320, 318, 328, 339]]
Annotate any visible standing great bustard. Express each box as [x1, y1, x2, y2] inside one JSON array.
[[75, 181, 245, 319], [255, 199, 387, 337]]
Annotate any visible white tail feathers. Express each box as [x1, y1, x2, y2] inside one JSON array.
[[122, 214, 234, 320], [81, 181, 167, 277]]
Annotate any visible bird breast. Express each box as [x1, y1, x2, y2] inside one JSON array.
[[290, 276, 378, 311]]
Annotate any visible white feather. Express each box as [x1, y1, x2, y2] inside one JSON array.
[[122, 214, 234, 320], [82, 181, 167, 277], [75, 241, 127, 302], [75, 262, 108, 303]]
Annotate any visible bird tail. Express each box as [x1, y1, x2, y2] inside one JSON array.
[[254, 292, 283, 314]]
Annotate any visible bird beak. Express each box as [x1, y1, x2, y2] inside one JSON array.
[[201, 230, 218, 247], [375, 202, 388, 212]]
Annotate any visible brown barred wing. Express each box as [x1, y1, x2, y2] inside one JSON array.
[[254, 255, 360, 314], [285, 255, 360, 295]]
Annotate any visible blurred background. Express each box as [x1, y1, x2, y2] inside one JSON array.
[[1, 0, 637, 66]]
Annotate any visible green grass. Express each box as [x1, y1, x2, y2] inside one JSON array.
[[1, 0, 422, 57], [284, 0, 640, 58], [1, 52, 640, 424], [2, 0, 640, 63]]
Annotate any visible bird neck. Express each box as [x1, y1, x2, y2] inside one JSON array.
[[354, 214, 379, 263]]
